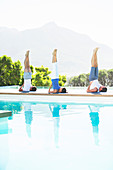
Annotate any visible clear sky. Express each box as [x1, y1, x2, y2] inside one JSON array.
[[0, 0, 113, 48]]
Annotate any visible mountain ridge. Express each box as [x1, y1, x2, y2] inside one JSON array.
[[0, 22, 113, 76]]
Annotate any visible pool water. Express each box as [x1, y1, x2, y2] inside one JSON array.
[[0, 96, 113, 170]]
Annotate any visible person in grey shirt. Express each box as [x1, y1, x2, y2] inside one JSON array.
[[19, 50, 37, 92]]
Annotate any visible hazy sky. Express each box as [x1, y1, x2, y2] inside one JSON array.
[[0, 0, 113, 48]]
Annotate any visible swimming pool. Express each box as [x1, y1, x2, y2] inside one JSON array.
[[0, 95, 113, 170]]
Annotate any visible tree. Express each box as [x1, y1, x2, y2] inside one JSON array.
[[85, 73, 90, 86], [107, 69, 113, 86], [68, 76, 78, 86], [11, 60, 22, 85], [0, 55, 22, 86], [68, 74, 88, 87], [78, 74, 87, 86], [98, 69, 108, 86], [59, 75, 66, 86], [32, 65, 52, 86]]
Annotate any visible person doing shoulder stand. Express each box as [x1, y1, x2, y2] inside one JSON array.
[[48, 49, 67, 94], [87, 48, 107, 93], [19, 50, 37, 92]]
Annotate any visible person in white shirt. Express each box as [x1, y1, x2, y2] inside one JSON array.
[[87, 48, 107, 93], [19, 50, 37, 92]]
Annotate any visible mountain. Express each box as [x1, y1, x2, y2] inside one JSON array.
[[0, 22, 113, 77]]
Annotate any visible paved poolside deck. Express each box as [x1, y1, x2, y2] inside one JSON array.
[[0, 88, 113, 97]]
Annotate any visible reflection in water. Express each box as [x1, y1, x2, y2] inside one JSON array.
[[0, 101, 22, 114], [23, 103, 33, 138], [49, 104, 67, 148], [1, 99, 113, 170], [0, 117, 12, 135], [0, 117, 12, 170], [89, 105, 100, 145], [0, 100, 112, 148]]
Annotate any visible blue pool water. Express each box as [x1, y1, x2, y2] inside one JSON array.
[[0, 95, 113, 170]]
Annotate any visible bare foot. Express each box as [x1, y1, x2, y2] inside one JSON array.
[[93, 47, 99, 54], [25, 50, 30, 57], [52, 49, 57, 56]]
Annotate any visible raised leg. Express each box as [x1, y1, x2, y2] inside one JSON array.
[[52, 49, 57, 63], [89, 48, 99, 81], [91, 48, 99, 67], [24, 50, 31, 72]]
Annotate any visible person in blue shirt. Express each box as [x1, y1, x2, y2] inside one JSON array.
[[19, 50, 37, 92], [48, 49, 67, 94]]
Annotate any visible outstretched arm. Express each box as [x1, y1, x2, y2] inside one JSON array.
[[19, 84, 24, 91], [87, 84, 98, 93], [48, 83, 52, 93], [48, 83, 58, 93]]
